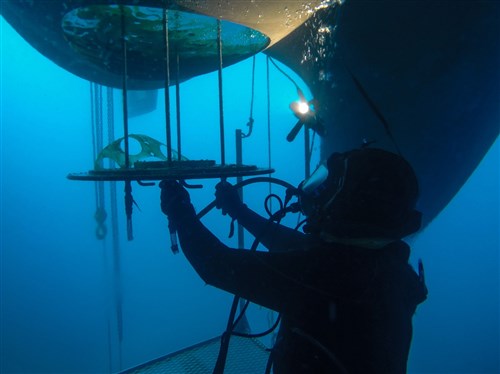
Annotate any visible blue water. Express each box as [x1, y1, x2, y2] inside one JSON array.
[[1, 16, 499, 374]]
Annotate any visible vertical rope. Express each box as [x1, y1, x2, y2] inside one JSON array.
[[90, 83, 117, 371], [106, 85, 123, 371], [110, 174, 123, 370], [217, 19, 226, 166], [249, 56, 256, 122], [241, 55, 256, 139], [90, 83, 108, 240], [266, 56, 273, 202]]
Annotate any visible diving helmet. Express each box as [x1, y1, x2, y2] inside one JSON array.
[[299, 148, 422, 238]]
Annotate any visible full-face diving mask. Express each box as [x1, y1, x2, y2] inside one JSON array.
[[298, 153, 348, 218], [299, 148, 423, 238]]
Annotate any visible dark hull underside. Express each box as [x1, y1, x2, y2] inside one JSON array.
[[0, 0, 270, 90], [267, 0, 500, 226]]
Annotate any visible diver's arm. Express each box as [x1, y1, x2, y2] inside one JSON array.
[[160, 181, 329, 314], [232, 204, 310, 252], [175, 211, 328, 315], [215, 180, 309, 252]]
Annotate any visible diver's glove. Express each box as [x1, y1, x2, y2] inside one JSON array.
[[215, 181, 246, 219], [160, 180, 196, 224]]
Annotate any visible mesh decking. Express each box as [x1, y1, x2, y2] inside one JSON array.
[[122, 336, 270, 374]]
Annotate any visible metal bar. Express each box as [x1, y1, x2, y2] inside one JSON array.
[[107, 86, 115, 149], [235, 129, 244, 249], [163, 6, 172, 162], [217, 19, 226, 166], [120, 6, 130, 169], [90, 83, 97, 164], [110, 179, 123, 370], [96, 85, 103, 156], [176, 52, 182, 161], [304, 127, 311, 179], [125, 181, 134, 241], [120, 6, 134, 241]]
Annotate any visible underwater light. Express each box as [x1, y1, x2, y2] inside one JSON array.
[[290, 88, 311, 117], [287, 91, 326, 143], [297, 101, 310, 115]]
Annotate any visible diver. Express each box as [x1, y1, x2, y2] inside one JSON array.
[[160, 147, 428, 373]]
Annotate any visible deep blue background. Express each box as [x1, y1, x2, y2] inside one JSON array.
[[1, 15, 498, 374]]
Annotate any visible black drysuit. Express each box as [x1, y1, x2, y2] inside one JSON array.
[[171, 204, 427, 373]]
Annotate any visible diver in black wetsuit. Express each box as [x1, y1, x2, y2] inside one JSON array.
[[160, 148, 428, 374]]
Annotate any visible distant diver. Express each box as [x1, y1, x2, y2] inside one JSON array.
[[160, 147, 428, 373]]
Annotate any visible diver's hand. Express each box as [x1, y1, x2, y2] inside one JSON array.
[[160, 180, 196, 223], [215, 181, 246, 218]]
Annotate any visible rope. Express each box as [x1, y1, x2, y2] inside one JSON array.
[[268, 57, 301, 92], [205, 177, 295, 374], [232, 314, 281, 339], [110, 178, 123, 370], [106, 84, 124, 371], [266, 56, 273, 208], [249, 56, 256, 120], [91, 80, 123, 371], [346, 68, 403, 157], [90, 82, 108, 240], [242, 56, 256, 138]]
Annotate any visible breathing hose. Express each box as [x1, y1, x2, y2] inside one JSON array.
[[197, 176, 295, 220], [205, 176, 297, 374], [203, 178, 348, 373]]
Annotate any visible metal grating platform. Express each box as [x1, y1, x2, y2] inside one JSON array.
[[68, 162, 274, 182], [121, 336, 270, 374]]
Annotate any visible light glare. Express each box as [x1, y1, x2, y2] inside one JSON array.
[[297, 101, 310, 114]]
